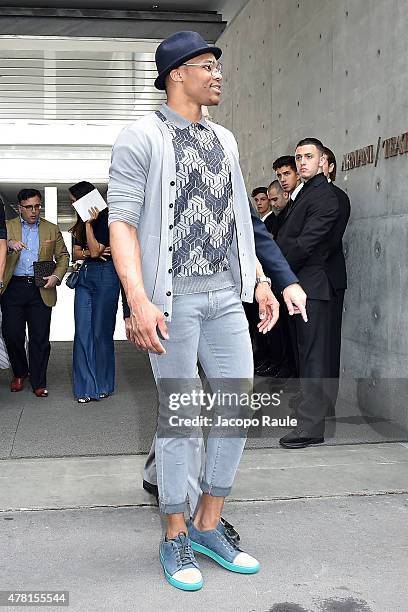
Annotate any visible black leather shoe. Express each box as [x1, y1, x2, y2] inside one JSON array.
[[256, 363, 280, 377], [143, 479, 159, 503], [254, 358, 272, 374], [272, 365, 295, 379], [220, 517, 240, 545], [279, 429, 324, 449]]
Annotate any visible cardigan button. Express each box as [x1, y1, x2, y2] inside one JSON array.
[[166, 291, 171, 296], [169, 203, 174, 208], [170, 181, 175, 186], [169, 224, 173, 230], [169, 246, 173, 251], [164, 312, 169, 317]]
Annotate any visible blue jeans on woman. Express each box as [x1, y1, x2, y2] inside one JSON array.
[[73, 259, 120, 400]]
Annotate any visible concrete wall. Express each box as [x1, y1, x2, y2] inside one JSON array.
[[213, 0, 408, 431]]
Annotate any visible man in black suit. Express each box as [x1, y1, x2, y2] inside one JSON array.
[[257, 158, 302, 380], [276, 138, 340, 448], [0, 199, 6, 292], [254, 179, 296, 378], [273, 155, 303, 205], [251, 186, 271, 219], [266, 180, 290, 239], [245, 187, 272, 370], [0, 199, 8, 369], [322, 147, 351, 410], [248, 186, 291, 374], [251, 185, 282, 241]]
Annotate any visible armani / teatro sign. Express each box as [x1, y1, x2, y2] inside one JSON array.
[[342, 130, 408, 171]]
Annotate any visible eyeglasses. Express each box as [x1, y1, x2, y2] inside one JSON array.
[[19, 204, 41, 211], [181, 61, 223, 76]]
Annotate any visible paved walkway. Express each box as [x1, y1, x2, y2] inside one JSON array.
[[0, 443, 407, 511], [1, 443, 407, 611]]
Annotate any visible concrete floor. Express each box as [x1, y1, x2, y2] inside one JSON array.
[[0, 443, 407, 612], [0, 443, 407, 512], [1, 343, 407, 611]]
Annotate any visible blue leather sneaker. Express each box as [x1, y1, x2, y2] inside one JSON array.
[[159, 532, 203, 591], [188, 519, 260, 574]]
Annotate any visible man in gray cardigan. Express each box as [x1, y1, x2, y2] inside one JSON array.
[[109, 31, 306, 591]]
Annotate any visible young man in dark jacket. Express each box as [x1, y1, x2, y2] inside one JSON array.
[[276, 138, 340, 448]]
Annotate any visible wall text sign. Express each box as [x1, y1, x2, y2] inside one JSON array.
[[342, 130, 408, 171]]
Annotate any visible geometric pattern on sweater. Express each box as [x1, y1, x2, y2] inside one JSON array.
[[156, 110, 234, 277]]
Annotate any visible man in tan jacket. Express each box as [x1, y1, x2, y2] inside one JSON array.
[[1, 189, 69, 396]]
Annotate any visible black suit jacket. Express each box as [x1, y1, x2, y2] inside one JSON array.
[[249, 204, 298, 292], [263, 211, 281, 238], [0, 201, 6, 240], [326, 183, 350, 291], [276, 173, 339, 300]]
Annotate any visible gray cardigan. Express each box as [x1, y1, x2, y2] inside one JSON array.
[[108, 108, 256, 320]]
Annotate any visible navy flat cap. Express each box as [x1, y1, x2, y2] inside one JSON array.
[[154, 30, 222, 91]]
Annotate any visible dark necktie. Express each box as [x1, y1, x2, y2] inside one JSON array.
[[286, 195, 297, 216]]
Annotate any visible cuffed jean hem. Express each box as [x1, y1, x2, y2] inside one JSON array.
[[159, 500, 188, 515], [200, 482, 232, 497]]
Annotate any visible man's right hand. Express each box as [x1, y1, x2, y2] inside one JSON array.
[[8, 240, 27, 253], [128, 296, 169, 354], [282, 283, 308, 322], [124, 317, 134, 343]]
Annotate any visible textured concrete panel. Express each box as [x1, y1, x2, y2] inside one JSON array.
[[1, 443, 407, 512], [213, 0, 408, 428], [0, 405, 22, 459], [1, 497, 408, 611]]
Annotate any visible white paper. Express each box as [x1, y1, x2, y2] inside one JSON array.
[[72, 189, 107, 222]]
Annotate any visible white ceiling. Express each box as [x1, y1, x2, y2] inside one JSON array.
[[3, 1, 222, 7], [1, 1, 249, 23], [0, 46, 166, 123], [0, 0, 249, 125]]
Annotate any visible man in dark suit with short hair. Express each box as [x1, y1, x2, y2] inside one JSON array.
[[246, 187, 274, 369], [322, 147, 351, 409], [0, 198, 6, 292], [0, 198, 8, 369], [264, 180, 289, 239], [276, 138, 340, 447]]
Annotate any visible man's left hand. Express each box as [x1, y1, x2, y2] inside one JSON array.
[[255, 282, 280, 333], [43, 275, 59, 289]]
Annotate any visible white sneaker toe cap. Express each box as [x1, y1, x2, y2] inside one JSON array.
[[233, 552, 259, 568], [173, 568, 202, 584]]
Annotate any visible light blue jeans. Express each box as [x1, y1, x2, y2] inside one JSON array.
[[149, 287, 253, 514], [144, 433, 203, 515]]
